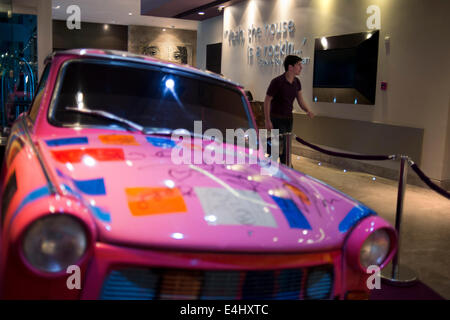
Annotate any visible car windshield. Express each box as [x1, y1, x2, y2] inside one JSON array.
[[49, 60, 252, 135]]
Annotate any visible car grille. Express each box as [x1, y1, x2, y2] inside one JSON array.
[[100, 265, 334, 300]]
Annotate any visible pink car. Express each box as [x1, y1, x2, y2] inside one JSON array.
[[0, 49, 396, 300]]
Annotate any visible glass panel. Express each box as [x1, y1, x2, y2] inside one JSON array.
[[0, 10, 38, 133], [51, 60, 251, 135]]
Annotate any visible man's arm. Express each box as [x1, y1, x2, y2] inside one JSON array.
[[264, 95, 273, 129], [296, 90, 315, 119]]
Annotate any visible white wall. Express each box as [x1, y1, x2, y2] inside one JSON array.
[[36, 0, 52, 78], [217, 0, 450, 181], [196, 15, 224, 70]]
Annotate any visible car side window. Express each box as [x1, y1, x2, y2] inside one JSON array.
[[28, 63, 51, 123]]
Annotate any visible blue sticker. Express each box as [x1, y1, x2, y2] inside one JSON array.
[[271, 196, 312, 230], [339, 205, 375, 233], [9, 186, 51, 228], [60, 183, 82, 199], [73, 178, 106, 195], [90, 205, 111, 223], [56, 168, 68, 178], [146, 137, 176, 148], [45, 137, 88, 147]]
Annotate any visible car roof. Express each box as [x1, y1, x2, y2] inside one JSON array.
[[47, 49, 242, 88]]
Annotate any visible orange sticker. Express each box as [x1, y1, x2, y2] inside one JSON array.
[[284, 183, 311, 205], [99, 135, 140, 146], [126, 187, 187, 216], [51, 148, 125, 163], [181, 142, 203, 151]]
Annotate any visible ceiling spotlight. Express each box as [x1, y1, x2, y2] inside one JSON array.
[[198, 12, 205, 15], [128, 12, 133, 16], [53, 5, 61, 10]]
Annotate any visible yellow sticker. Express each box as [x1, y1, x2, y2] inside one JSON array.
[[126, 187, 187, 216], [99, 135, 140, 146]]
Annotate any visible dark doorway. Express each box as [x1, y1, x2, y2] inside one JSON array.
[[206, 43, 222, 74]]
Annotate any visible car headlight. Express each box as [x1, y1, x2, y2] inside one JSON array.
[[359, 229, 391, 268], [22, 215, 88, 273]]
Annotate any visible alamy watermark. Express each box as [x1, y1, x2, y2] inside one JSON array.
[[366, 265, 381, 290], [66, 5, 81, 30], [169, 121, 281, 175], [366, 5, 381, 30], [66, 265, 81, 290]]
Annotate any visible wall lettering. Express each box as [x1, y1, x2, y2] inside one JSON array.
[[225, 20, 303, 67]]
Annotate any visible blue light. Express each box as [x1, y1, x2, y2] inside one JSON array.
[[333, 97, 336, 103], [165, 79, 175, 89], [354, 98, 358, 104], [314, 96, 318, 102]]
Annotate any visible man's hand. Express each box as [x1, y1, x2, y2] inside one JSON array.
[[307, 110, 315, 119]]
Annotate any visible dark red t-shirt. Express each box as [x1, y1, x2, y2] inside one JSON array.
[[266, 73, 302, 118]]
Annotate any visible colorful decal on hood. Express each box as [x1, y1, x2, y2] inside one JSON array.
[[339, 205, 375, 233], [195, 187, 277, 228], [126, 187, 187, 216], [99, 134, 140, 146], [8, 186, 51, 228], [51, 148, 125, 163], [181, 142, 203, 151], [56, 169, 106, 196], [60, 183, 81, 199], [90, 205, 111, 223], [45, 137, 89, 147], [146, 137, 177, 149], [271, 196, 312, 230], [284, 183, 311, 205], [73, 178, 106, 196], [271, 169, 292, 182]]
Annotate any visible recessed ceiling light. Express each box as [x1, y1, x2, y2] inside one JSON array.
[[128, 12, 133, 16], [53, 5, 61, 9], [198, 12, 205, 15]]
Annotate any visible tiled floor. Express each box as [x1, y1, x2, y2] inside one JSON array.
[[291, 156, 450, 299]]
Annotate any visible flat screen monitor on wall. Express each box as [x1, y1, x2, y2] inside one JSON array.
[[313, 30, 379, 105]]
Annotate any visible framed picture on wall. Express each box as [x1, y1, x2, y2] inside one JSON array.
[[138, 42, 193, 65]]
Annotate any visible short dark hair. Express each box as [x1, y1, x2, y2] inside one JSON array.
[[284, 55, 302, 72]]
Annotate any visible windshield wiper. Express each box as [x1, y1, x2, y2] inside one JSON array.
[[65, 107, 213, 139], [65, 106, 147, 133]]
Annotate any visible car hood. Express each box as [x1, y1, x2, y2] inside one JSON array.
[[37, 133, 375, 252]]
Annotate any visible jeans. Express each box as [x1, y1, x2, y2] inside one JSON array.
[[271, 117, 293, 165]]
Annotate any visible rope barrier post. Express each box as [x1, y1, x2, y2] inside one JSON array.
[[382, 155, 417, 286], [284, 132, 292, 168]]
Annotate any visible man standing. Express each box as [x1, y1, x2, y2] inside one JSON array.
[[264, 55, 315, 165]]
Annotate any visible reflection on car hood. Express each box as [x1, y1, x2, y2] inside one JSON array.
[[37, 132, 375, 252]]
